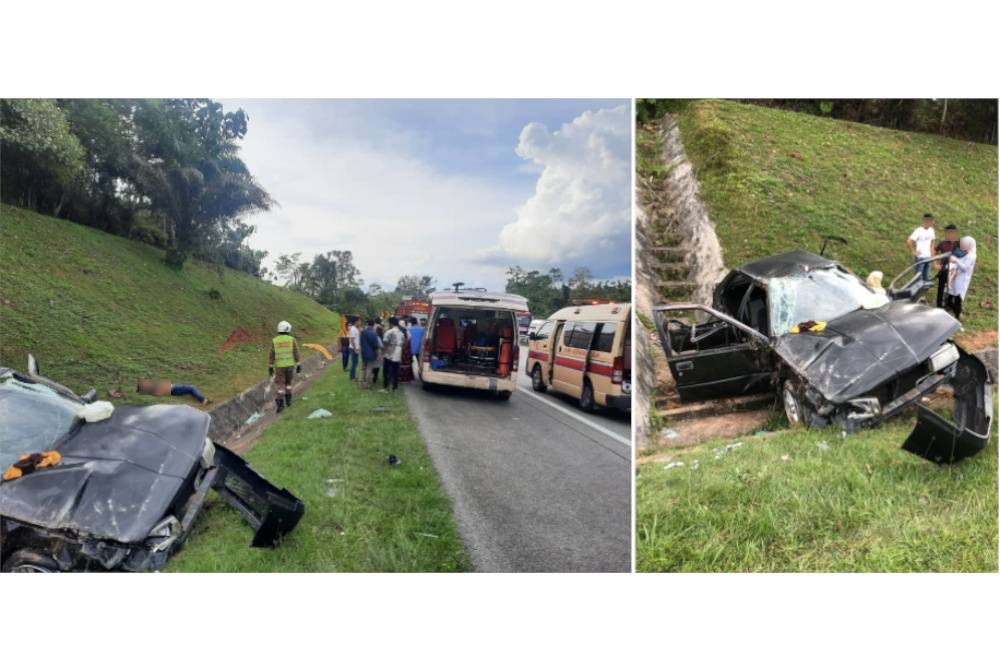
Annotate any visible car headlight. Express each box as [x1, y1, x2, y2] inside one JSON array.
[[201, 437, 216, 470], [846, 397, 881, 421], [146, 515, 180, 553], [928, 343, 960, 373]]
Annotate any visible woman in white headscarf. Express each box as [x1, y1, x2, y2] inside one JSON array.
[[945, 236, 977, 322]]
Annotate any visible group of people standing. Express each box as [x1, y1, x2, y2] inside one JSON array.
[[906, 213, 978, 322], [343, 315, 426, 391]]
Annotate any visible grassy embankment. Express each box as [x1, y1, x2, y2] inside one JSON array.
[[0, 204, 340, 402], [676, 99, 997, 335]]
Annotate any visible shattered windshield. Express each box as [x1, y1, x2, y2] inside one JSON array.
[[769, 267, 889, 336], [0, 375, 80, 467]]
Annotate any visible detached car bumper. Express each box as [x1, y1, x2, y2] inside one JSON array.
[[901, 349, 993, 464]]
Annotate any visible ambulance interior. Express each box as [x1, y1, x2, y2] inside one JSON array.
[[427, 308, 518, 377]]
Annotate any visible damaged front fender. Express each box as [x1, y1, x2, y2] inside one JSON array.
[[902, 350, 993, 464]]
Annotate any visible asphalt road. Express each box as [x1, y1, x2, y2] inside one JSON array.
[[404, 348, 631, 572]]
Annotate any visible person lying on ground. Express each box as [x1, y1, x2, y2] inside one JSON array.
[[136, 379, 210, 405]]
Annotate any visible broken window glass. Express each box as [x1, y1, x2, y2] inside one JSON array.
[[769, 267, 889, 335]]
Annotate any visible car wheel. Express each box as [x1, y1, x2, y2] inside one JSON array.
[[497, 390, 512, 401], [3, 549, 60, 573], [579, 381, 596, 413], [782, 379, 812, 428], [531, 365, 547, 392]]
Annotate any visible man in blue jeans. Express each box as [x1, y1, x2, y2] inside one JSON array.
[[907, 213, 936, 284], [348, 316, 361, 381], [137, 379, 209, 405]]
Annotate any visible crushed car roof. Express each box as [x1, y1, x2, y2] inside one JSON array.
[[735, 250, 838, 280]]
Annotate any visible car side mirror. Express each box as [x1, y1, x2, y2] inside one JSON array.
[[81, 388, 98, 403]]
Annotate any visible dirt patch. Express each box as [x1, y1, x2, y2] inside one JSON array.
[[955, 330, 997, 352], [640, 408, 771, 462], [220, 328, 255, 353]]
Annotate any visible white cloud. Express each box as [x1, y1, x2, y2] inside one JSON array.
[[479, 105, 631, 275], [235, 103, 525, 290]]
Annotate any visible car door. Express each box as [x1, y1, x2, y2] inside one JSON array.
[[552, 321, 595, 397], [652, 304, 775, 402]]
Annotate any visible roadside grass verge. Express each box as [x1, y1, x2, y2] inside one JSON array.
[[167, 367, 469, 572], [0, 205, 340, 404], [672, 100, 998, 335], [636, 412, 998, 572]]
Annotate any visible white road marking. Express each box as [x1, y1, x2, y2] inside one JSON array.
[[518, 389, 631, 446]]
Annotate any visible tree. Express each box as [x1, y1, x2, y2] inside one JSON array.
[[569, 266, 594, 290], [505, 266, 566, 317], [0, 99, 85, 213], [130, 99, 275, 268], [274, 253, 303, 287], [395, 274, 436, 298]]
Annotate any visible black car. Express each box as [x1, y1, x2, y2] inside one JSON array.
[[0, 356, 304, 572], [653, 250, 992, 464]]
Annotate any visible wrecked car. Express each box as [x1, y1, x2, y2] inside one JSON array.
[[653, 250, 992, 464], [0, 356, 304, 572]]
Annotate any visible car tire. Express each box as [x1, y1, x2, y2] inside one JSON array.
[[531, 365, 547, 392], [579, 381, 596, 413], [3, 548, 60, 573], [782, 379, 813, 428], [497, 390, 512, 401]]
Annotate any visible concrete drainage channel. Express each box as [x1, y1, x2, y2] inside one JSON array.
[[206, 345, 335, 447], [636, 114, 742, 449]]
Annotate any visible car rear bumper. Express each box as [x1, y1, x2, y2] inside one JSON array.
[[604, 392, 631, 411], [420, 367, 517, 393]]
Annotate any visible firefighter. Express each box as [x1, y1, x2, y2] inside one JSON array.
[[269, 320, 302, 413]]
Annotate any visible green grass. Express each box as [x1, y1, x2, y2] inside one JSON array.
[[636, 414, 998, 572], [167, 367, 469, 572], [0, 205, 341, 403], [674, 100, 998, 335]]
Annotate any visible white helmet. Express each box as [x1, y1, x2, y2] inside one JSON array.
[[277, 320, 292, 333]]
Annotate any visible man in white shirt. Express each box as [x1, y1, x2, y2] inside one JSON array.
[[348, 317, 361, 381], [906, 213, 936, 283], [380, 317, 405, 392]]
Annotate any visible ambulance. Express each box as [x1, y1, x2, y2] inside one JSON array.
[[419, 288, 529, 400], [526, 302, 632, 412]]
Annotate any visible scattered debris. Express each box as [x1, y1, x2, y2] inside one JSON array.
[[660, 427, 679, 440], [690, 459, 700, 470], [754, 430, 770, 437], [864, 463, 875, 479], [663, 461, 685, 470], [371, 406, 393, 413], [108, 388, 125, 399], [385, 454, 402, 466], [815, 440, 831, 451], [244, 411, 264, 425], [324, 479, 344, 497], [713, 442, 742, 459], [415, 532, 439, 539], [307, 408, 333, 419], [780, 454, 791, 462]]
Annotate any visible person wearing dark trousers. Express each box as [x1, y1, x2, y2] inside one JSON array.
[[934, 224, 960, 309], [269, 320, 302, 413], [137, 379, 209, 405], [372, 317, 384, 384], [380, 317, 405, 392]]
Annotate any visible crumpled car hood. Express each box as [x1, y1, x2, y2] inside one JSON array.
[[773, 301, 959, 403], [0, 404, 208, 544]]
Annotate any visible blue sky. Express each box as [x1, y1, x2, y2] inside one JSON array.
[[223, 99, 631, 292]]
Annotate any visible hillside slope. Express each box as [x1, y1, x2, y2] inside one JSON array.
[[675, 100, 998, 334], [0, 205, 340, 403]]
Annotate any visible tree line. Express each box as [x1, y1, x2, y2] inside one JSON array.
[[1, 98, 273, 272], [504, 266, 631, 317], [637, 98, 998, 144]]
